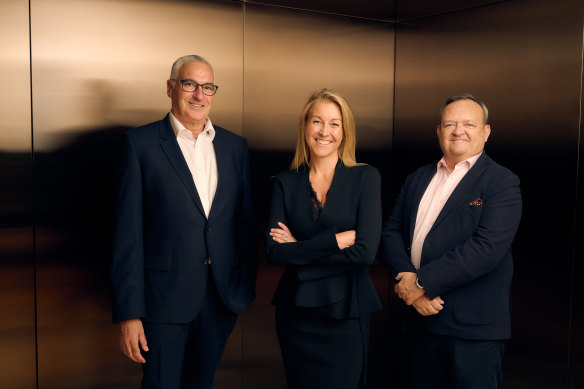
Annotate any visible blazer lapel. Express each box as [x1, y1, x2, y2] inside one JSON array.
[[157, 115, 206, 218], [409, 165, 436, 245], [207, 134, 224, 221], [431, 153, 489, 230]]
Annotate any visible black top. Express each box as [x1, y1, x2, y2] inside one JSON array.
[[266, 161, 383, 318]]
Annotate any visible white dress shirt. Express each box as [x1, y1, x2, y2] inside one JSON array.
[[410, 153, 482, 269], [169, 112, 218, 219]]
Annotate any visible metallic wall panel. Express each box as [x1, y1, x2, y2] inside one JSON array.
[[243, 4, 394, 387], [396, 0, 507, 21], [30, 0, 244, 388], [0, 1, 37, 388], [247, 0, 395, 21], [393, 0, 583, 387]]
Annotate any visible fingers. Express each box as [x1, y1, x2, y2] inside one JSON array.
[[277, 222, 290, 231], [118, 320, 147, 364]]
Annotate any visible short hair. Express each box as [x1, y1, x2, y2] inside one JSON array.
[[440, 93, 489, 124], [290, 89, 362, 170], [169, 55, 214, 80]]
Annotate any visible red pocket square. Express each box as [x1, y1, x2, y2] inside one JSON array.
[[468, 198, 483, 206]]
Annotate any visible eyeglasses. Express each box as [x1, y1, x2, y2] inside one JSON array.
[[171, 79, 219, 96]]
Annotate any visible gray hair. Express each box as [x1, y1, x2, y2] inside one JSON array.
[[169, 55, 214, 80], [440, 93, 489, 124]]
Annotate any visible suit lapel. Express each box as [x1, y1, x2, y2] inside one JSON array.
[[207, 132, 225, 222], [157, 115, 206, 218], [431, 153, 489, 230], [409, 165, 436, 245]]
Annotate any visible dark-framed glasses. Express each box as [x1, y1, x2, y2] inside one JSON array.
[[172, 79, 219, 96]]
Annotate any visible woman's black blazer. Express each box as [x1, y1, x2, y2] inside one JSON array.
[[266, 162, 382, 317]]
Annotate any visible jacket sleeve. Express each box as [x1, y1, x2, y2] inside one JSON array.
[[296, 166, 382, 281], [381, 175, 418, 276], [111, 133, 146, 323], [417, 170, 522, 299], [266, 176, 340, 267]]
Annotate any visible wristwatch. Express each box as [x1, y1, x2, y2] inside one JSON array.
[[415, 276, 424, 290]]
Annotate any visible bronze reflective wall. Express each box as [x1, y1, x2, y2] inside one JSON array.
[[2, 0, 584, 388], [0, 1, 36, 388], [392, 0, 584, 387], [243, 3, 394, 387], [30, 0, 244, 388]]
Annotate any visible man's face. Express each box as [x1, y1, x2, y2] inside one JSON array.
[[437, 99, 491, 166], [167, 61, 214, 132]]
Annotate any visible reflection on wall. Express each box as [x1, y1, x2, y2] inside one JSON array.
[[0, 0, 582, 388], [244, 4, 394, 151], [0, 1, 36, 389], [30, 1, 245, 388], [392, 0, 583, 387]]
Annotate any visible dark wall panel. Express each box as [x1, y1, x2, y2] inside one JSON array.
[[29, 0, 244, 387], [243, 4, 394, 387], [0, 1, 37, 388], [393, 0, 583, 387]]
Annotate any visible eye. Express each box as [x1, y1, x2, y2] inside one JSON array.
[[331, 122, 340, 127], [312, 120, 321, 125], [202, 84, 214, 91], [183, 81, 195, 87], [465, 123, 475, 128]]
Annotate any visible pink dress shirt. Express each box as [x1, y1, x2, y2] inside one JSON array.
[[410, 153, 482, 269]]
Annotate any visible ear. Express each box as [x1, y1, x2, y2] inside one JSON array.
[[436, 124, 441, 138], [166, 80, 173, 98], [483, 124, 491, 142]]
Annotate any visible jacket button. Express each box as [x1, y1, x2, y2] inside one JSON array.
[[203, 258, 211, 265], [207, 226, 212, 232]]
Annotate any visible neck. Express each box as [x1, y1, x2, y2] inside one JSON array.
[[309, 155, 338, 177]]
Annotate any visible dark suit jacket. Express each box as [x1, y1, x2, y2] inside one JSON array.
[[111, 114, 256, 324], [382, 153, 522, 340], [266, 162, 382, 317]]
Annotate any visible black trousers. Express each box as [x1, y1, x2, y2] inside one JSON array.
[[141, 271, 238, 389], [409, 326, 506, 389]]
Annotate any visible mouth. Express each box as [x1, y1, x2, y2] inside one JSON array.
[[315, 139, 333, 145], [189, 102, 204, 108]]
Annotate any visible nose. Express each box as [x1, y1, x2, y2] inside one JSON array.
[[192, 85, 205, 99], [452, 123, 464, 135]]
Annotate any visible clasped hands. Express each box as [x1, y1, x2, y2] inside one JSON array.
[[394, 272, 444, 316], [270, 222, 355, 250]]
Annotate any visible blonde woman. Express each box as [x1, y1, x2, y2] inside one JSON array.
[[266, 89, 382, 388]]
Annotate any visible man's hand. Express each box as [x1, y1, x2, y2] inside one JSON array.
[[394, 272, 424, 305], [118, 319, 148, 363], [412, 295, 444, 316]]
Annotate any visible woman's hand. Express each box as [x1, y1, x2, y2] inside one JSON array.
[[335, 230, 356, 249], [269, 222, 297, 243]]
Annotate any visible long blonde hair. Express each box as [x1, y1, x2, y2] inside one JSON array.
[[290, 89, 361, 170]]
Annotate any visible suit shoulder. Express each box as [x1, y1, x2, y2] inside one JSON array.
[[345, 164, 381, 183]]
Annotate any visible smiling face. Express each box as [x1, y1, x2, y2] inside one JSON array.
[[167, 61, 214, 133], [304, 100, 344, 163], [437, 99, 491, 169]]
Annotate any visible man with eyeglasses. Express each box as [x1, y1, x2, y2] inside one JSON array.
[[112, 55, 256, 389]]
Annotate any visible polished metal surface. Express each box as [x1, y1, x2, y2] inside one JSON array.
[[0, 0, 582, 387], [0, 0, 36, 388], [393, 0, 583, 386], [30, 1, 244, 388]]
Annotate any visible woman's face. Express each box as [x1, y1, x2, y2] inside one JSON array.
[[304, 100, 343, 162]]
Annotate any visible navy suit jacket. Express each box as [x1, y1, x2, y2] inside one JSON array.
[[111, 114, 256, 324], [266, 162, 382, 317], [382, 153, 521, 340]]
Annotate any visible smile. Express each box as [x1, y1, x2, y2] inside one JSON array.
[[189, 102, 204, 108], [315, 139, 333, 145]]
